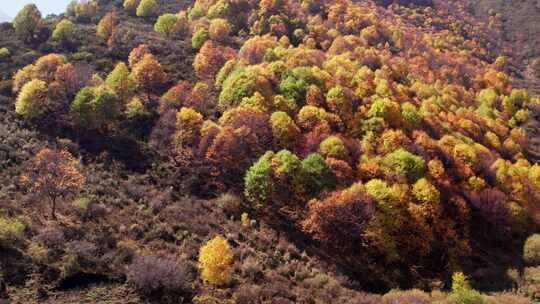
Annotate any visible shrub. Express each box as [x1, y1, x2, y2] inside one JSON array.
[[154, 13, 178, 37], [0, 47, 10, 59], [216, 192, 243, 218], [13, 4, 42, 43], [52, 19, 75, 45], [198, 235, 234, 286], [449, 272, 484, 304], [382, 148, 425, 181], [0, 217, 26, 244], [15, 79, 48, 119], [127, 256, 192, 301], [381, 289, 432, 304], [524, 234, 540, 266], [136, 0, 158, 18], [123, 0, 141, 15]]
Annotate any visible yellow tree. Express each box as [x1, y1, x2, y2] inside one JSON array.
[[97, 11, 116, 41], [15, 79, 48, 119], [198, 235, 234, 286], [130, 53, 166, 93]]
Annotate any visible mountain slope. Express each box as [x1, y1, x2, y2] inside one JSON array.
[[0, 0, 539, 303]]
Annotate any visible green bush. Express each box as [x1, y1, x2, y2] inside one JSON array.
[[0, 217, 26, 243], [449, 272, 484, 304], [0, 47, 10, 59]]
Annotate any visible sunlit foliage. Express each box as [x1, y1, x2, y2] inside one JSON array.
[[52, 19, 75, 45], [198, 235, 234, 286], [21, 149, 85, 219]]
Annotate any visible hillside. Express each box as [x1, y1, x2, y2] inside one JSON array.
[[0, 0, 540, 303], [466, 0, 540, 96]]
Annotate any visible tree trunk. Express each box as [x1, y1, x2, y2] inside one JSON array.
[[51, 196, 57, 220]]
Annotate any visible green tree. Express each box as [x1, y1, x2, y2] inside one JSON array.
[[244, 150, 331, 210], [136, 0, 158, 18], [270, 111, 300, 149], [218, 68, 258, 110], [301, 153, 336, 196], [70, 86, 119, 128], [106, 62, 134, 102], [244, 151, 273, 209], [279, 67, 322, 102], [382, 148, 425, 182], [192, 28, 209, 49], [51, 19, 75, 45], [13, 4, 42, 43], [15, 79, 48, 119], [319, 136, 349, 160], [154, 13, 178, 37]]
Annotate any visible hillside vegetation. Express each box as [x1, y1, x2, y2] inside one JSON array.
[[0, 0, 540, 303]]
